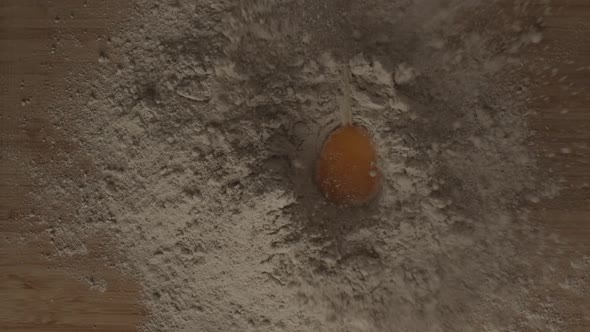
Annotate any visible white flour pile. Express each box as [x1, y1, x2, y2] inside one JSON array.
[[22, 0, 583, 331]]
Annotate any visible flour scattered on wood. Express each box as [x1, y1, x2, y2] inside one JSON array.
[[23, 0, 587, 331], [83, 275, 108, 293]]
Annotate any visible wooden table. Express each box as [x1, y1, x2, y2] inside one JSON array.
[[1, 1, 588, 331]]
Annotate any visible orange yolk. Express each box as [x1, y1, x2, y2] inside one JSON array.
[[315, 125, 381, 205]]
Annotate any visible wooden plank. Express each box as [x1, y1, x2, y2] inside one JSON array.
[[0, 1, 144, 331], [0, 0, 589, 331]]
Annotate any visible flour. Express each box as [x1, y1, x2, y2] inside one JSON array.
[[23, 0, 580, 331], [83, 275, 109, 293]]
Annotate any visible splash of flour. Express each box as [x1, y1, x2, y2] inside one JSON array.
[[27, 0, 572, 331]]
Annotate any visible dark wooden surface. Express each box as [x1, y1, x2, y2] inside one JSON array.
[[1, 1, 143, 331], [1, 0, 588, 331]]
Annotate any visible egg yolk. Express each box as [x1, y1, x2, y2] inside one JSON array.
[[315, 125, 381, 205]]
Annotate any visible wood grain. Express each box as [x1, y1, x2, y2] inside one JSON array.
[[1, 1, 143, 332], [526, 2, 590, 330], [1, 0, 589, 331]]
